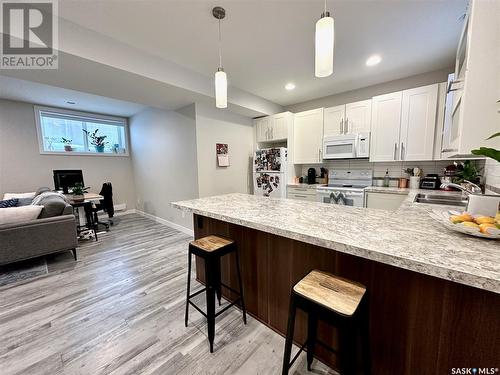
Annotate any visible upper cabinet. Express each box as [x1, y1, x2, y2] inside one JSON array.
[[370, 92, 402, 162], [323, 99, 371, 136], [293, 108, 324, 164], [370, 84, 438, 162], [255, 112, 292, 143], [441, 0, 499, 158]]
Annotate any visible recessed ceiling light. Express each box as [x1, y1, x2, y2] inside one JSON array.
[[285, 83, 296, 91], [66, 101, 76, 105], [366, 54, 382, 67]]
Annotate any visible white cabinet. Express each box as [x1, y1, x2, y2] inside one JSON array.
[[345, 99, 372, 133], [287, 186, 317, 201], [323, 105, 345, 136], [293, 108, 324, 164], [370, 84, 438, 162], [323, 99, 371, 136], [370, 92, 402, 162], [400, 84, 438, 161], [441, 0, 499, 158], [254, 112, 292, 143], [365, 192, 407, 211]]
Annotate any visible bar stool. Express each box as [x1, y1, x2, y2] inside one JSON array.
[[281, 270, 369, 375], [185, 235, 247, 353]]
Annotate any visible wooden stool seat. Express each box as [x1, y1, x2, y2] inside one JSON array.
[[190, 235, 234, 252], [293, 270, 366, 317]]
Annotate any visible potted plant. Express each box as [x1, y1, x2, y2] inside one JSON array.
[[453, 160, 482, 185], [62, 137, 73, 152], [71, 183, 89, 202], [83, 129, 108, 153]]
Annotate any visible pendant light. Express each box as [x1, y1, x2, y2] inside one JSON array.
[[315, 0, 334, 77], [213, 6, 227, 108]]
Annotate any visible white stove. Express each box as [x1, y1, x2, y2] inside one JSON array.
[[316, 170, 372, 207]]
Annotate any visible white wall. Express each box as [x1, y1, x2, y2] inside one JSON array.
[[130, 105, 199, 230], [286, 68, 451, 112], [0, 99, 136, 209], [195, 103, 254, 197]]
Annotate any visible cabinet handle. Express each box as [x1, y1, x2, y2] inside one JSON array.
[[319, 148, 322, 161], [401, 142, 404, 160], [340, 119, 344, 134], [345, 118, 348, 134], [446, 79, 463, 93], [294, 194, 309, 198], [394, 143, 398, 160]]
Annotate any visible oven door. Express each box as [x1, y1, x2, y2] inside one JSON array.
[[323, 136, 356, 159], [317, 189, 365, 207]]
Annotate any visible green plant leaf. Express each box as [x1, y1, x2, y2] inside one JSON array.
[[471, 147, 500, 162], [486, 132, 500, 140]]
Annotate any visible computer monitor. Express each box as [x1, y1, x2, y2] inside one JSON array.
[[53, 170, 84, 193]]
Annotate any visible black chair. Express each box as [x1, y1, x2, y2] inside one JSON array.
[[92, 182, 114, 231]]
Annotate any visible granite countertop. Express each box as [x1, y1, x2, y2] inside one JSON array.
[[287, 183, 325, 189], [173, 192, 500, 294]]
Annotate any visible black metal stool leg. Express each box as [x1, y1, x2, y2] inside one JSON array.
[[234, 247, 247, 324], [205, 257, 216, 353], [307, 311, 318, 371], [214, 257, 222, 306], [185, 249, 192, 327], [281, 293, 297, 375]]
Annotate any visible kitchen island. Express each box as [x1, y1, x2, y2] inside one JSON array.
[[173, 193, 499, 374]]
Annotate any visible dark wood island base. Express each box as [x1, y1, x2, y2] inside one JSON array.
[[193, 214, 500, 374]]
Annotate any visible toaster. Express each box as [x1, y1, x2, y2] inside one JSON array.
[[419, 174, 441, 190]]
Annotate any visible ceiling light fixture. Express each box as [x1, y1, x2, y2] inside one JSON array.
[[366, 54, 382, 67], [315, 0, 334, 78], [285, 83, 296, 91], [213, 6, 227, 109], [66, 101, 76, 105]]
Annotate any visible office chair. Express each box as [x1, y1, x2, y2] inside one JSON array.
[[92, 182, 114, 231]]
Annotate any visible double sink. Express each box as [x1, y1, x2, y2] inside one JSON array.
[[414, 193, 468, 207]]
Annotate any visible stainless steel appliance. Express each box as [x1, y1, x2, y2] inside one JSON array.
[[419, 174, 441, 190], [322, 132, 370, 159], [316, 169, 373, 207]]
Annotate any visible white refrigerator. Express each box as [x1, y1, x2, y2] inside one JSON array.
[[253, 147, 287, 198]]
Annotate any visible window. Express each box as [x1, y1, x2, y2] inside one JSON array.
[[34, 106, 129, 156]]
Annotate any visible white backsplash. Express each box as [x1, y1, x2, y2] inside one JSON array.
[[296, 159, 485, 181]]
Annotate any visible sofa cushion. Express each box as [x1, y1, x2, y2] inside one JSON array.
[[0, 199, 18, 208], [0, 206, 43, 225], [35, 187, 51, 197], [32, 194, 67, 218], [3, 192, 36, 200], [16, 198, 33, 206]]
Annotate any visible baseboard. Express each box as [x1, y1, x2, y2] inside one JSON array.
[[97, 209, 136, 218], [135, 210, 194, 237]]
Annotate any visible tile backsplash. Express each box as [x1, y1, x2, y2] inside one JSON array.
[[296, 159, 486, 180]]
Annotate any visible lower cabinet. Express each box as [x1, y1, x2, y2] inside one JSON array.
[[365, 192, 407, 211], [287, 187, 317, 201]]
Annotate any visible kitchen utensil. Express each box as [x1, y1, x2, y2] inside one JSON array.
[[409, 176, 420, 189]]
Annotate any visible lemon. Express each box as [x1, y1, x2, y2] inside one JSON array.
[[474, 216, 495, 225]]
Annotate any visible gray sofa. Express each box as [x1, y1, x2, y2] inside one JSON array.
[[0, 195, 78, 266]]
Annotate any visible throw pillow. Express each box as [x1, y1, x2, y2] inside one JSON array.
[[37, 195, 66, 218], [0, 198, 18, 208], [35, 187, 51, 197], [16, 198, 33, 206], [0, 205, 43, 225], [3, 192, 36, 200]]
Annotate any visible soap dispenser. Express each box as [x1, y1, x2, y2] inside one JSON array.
[[383, 169, 390, 187]]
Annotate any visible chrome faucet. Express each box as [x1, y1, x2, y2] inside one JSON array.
[[440, 180, 482, 195]]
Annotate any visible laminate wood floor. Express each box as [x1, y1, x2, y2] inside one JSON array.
[[0, 214, 337, 375]]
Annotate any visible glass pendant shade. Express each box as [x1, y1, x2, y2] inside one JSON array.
[[315, 14, 334, 77], [215, 68, 227, 109]]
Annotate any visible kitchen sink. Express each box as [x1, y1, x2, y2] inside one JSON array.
[[414, 193, 468, 207]]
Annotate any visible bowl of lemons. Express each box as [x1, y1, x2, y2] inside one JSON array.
[[430, 210, 500, 239]]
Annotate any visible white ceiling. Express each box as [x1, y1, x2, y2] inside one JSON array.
[[57, 0, 467, 107], [0, 75, 145, 117]]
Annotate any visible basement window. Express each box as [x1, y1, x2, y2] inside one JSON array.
[[34, 106, 129, 156]]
